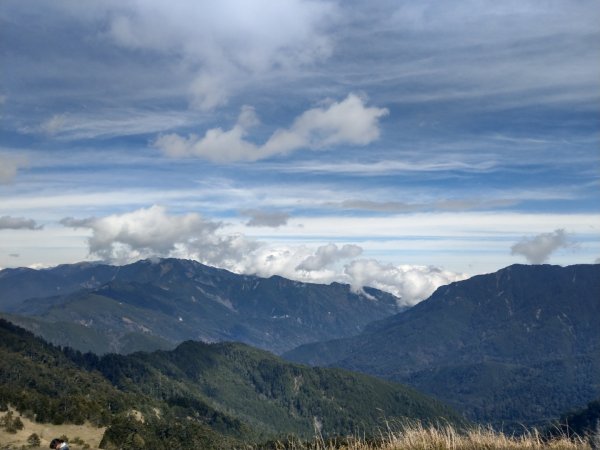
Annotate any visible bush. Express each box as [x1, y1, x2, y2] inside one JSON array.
[[27, 433, 41, 447], [0, 411, 25, 433]]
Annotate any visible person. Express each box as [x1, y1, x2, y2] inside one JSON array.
[[49, 438, 69, 449]]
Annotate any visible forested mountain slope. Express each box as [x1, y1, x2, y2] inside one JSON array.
[[285, 264, 600, 429]]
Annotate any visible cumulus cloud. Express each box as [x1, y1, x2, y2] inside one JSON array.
[[240, 209, 290, 228], [154, 94, 388, 162], [61, 205, 229, 264], [60, 205, 463, 304], [105, 0, 336, 110], [0, 216, 43, 230], [344, 259, 468, 306], [296, 243, 362, 271], [510, 228, 572, 264]]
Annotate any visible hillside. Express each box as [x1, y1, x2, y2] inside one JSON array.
[[0, 319, 463, 448], [548, 399, 600, 440], [0, 258, 401, 354], [284, 264, 600, 429]]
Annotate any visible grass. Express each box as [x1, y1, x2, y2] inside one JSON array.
[[0, 412, 595, 450], [253, 421, 594, 450], [0, 409, 105, 450]]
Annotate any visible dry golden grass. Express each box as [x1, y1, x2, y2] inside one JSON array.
[[0, 411, 594, 450], [0, 409, 105, 450], [259, 422, 593, 450]]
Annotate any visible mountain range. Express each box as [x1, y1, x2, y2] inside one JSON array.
[[2, 259, 598, 433], [0, 318, 461, 448], [0, 258, 401, 355], [284, 264, 600, 429]]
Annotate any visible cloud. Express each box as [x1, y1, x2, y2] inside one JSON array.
[[344, 259, 468, 306], [510, 229, 572, 264], [0, 155, 25, 184], [59, 205, 464, 304], [40, 114, 67, 135], [105, 0, 337, 110], [240, 209, 290, 228], [154, 94, 388, 162], [296, 243, 362, 271], [61, 205, 229, 264], [0, 216, 43, 230], [59, 217, 96, 228], [327, 198, 517, 213]]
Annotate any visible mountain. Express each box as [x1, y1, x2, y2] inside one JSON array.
[[284, 264, 600, 429], [0, 318, 462, 448], [0, 258, 402, 355]]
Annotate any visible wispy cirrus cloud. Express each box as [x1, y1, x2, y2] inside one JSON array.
[[326, 198, 517, 213]]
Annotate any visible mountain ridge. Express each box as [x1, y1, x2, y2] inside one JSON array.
[[284, 263, 600, 428], [0, 258, 403, 355]]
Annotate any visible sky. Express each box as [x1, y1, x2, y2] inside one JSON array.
[[1, 1, 599, 305]]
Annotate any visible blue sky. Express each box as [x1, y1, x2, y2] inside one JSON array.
[[1, 1, 599, 304]]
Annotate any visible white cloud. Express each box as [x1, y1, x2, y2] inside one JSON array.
[[296, 243, 362, 271], [59, 204, 464, 304], [154, 93, 388, 162], [189, 73, 232, 111], [240, 209, 290, 228], [61, 205, 223, 264], [0, 216, 42, 230], [105, 0, 337, 110], [510, 228, 572, 264], [344, 259, 468, 306]]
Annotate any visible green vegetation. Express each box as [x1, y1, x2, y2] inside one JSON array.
[[0, 258, 400, 355], [548, 399, 600, 442], [286, 264, 600, 429], [26, 432, 41, 447], [0, 411, 24, 434], [0, 319, 462, 449]]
